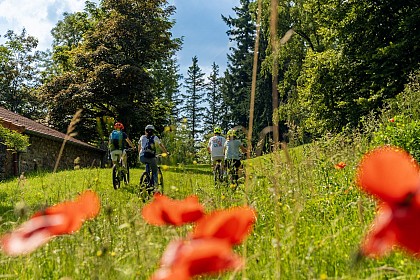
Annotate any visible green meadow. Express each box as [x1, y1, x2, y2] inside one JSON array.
[[1, 135, 420, 280]]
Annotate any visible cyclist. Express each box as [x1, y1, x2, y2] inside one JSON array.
[[138, 125, 168, 187], [207, 127, 226, 175], [108, 122, 135, 168], [224, 129, 246, 183]]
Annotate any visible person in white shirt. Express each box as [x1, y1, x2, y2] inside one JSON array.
[[207, 127, 226, 173]]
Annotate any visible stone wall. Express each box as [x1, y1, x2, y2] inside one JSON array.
[[0, 144, 14, 180], [0, 134, 105, 180]]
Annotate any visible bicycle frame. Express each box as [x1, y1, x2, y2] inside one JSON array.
[[225, 159, 240, 188], [112, 148, 135, 190], [139, 155, 164, 198], [213, 160, 224, 183]]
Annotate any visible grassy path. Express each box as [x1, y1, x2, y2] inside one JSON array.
[[0, 152, 419, 279]]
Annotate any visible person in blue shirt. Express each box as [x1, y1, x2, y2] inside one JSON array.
[[108, 122, 135, 168]]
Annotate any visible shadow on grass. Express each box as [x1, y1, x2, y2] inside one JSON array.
[[169, 165, 213, 176]]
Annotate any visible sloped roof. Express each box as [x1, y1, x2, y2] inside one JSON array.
[[0, 106, 103, 151]]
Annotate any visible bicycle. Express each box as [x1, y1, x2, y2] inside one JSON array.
[[112, 148, 136, 190], [139, 154, 165, 199], [213, 159, 224, 184], [225, 159, 240, 189]]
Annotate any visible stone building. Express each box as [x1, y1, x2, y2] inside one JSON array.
[[0, 107, 106, 180]]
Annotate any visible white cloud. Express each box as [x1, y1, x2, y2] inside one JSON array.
[[0, 0, 93, 50]]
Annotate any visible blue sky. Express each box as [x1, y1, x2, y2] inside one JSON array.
[[0, 0, 240, 78], [168, 0, 240, 76]]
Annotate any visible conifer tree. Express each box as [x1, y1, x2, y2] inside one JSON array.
[[221, 0, 254, 128], [203, 63, 223, 135], [221, 0, 272, 143], [181, 56, 206, 142]]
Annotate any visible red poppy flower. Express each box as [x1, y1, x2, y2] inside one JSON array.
[[360, 203, 397, 258], [361, 201, 420, 258], [191, 206, 256, 245], [142, 194, 205, 226], [389, 118, 395, 123], [356, 146, 420, 204], [150, 238, 244, 280], [1, 190, 100, 256], [334, 162, 346, 169]]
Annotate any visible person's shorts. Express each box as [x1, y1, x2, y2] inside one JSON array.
[[211, 156, 224, 163], [110, 150, 126, 162]]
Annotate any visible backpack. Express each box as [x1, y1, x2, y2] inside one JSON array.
[[109, 130, 123, 151], [143, 135, 156, 158]]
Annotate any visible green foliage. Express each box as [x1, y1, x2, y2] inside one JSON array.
[[42, 0, 181, 144], [282, 49, 346, 137], [372, 116, 420, 162], [0, 30, 46, 119], [371, 71, 420, 161], [264, 0, 420, 140], [160, 120, 196, 164], [386, 70, 420, 120], [0, 126, 30, 152], [149, 52, 183, 123]]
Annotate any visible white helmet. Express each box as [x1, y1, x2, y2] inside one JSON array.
[[145, 125, 155, 131]]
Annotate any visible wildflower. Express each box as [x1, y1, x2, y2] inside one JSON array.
[[359, 203, 397, 258], [191, 206, 256, 245], [334, 162, 346, 169], [142, 194, 205, 226], [389, 118, 395, 123], [150, 238, 243, 280], [359, 202, 419, 257], [1, 190, 100, 256], [192, 160, 197, 165], [356, 146, 420, 204], [356, 146, 420, 258]]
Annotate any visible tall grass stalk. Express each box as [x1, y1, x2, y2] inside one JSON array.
[[53, 109, 83, 173]]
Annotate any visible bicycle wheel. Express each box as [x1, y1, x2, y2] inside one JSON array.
[[226, 165, 238, 189], [124, 165, 130, 184], [156, 167, 164, 194], [218, 165, 224, 182], [139, 172, 149, 189], [112, 165, 120, 190], [231, 167, 239, 189], [139, 172, 151, 199], [214, 164, 220, 183]]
